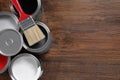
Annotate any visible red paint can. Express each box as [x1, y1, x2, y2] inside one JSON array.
[[0, 54, 10, 73]]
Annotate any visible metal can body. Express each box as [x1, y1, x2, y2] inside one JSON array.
[[9, 53, 43, 80], [22, 22, 52, 53], [9, 0, 42, 20], [0, 12, 23, 56]]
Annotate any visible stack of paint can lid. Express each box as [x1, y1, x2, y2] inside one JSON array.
[[0, 0, 51, 80]]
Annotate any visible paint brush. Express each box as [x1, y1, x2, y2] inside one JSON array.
[[10, 0, 45, 46]]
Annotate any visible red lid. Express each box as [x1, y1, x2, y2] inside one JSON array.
[[0, 54, 8, 70]]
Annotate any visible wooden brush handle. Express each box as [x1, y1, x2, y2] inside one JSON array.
[[10, 0, 30, 22]]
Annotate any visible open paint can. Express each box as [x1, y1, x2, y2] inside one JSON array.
[[0, 12, 23, 56], [0, 54, 10, 74], [9, 53, 43, 80], [22, 22, 51, 54], [9, 0, 42, 20]]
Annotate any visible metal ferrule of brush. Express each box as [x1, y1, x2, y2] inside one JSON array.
[[19, 16, 36, 31]]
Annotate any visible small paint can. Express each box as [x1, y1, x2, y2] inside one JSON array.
[[0, 54, 10, 74], [22, 21, 51, 54], [9, 53, 43, 80], [0, 12, 23, 56], [9, 0, 42, 20]]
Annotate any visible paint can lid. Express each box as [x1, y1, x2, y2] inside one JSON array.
[[0, 30, 23, 56], [9, 53, 43, 80]]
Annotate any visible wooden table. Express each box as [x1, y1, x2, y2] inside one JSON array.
[[0, 0, 120, 80]]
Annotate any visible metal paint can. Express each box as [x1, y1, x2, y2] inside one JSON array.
[[0, 54, 10, 74], [9, 53, 43, 80], [9, 0, 42, 20], [22, 21, 51, 53], [0, 12, 23, 56]]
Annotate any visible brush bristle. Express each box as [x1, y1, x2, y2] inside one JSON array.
[[24, 25, 45, 46]]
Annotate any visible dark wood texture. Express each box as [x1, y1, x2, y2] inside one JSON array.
[[0, 0, 120, 80]]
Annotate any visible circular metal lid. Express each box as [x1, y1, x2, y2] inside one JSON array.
[[0, 30, 23, 56], [9, 53, 43, 80]]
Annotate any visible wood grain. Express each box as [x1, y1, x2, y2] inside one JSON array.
[[0, 0, 120, 80]]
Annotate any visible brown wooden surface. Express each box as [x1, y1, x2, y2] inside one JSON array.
[[0, 0, 120, 80]]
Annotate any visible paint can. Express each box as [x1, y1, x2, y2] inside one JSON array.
[[22, 21, 51, 54], [0, 54, 10, 74], [9, 53, 43, 80], [9, 0, 42, 21], [0, 12, 23, 56]]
